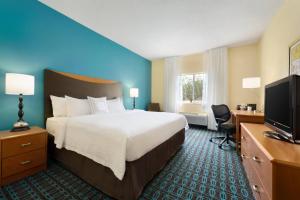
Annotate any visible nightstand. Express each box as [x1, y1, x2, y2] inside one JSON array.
[[0, 127, 47, 186]]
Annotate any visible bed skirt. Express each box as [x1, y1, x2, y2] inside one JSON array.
[[48, 129, 185, 200]]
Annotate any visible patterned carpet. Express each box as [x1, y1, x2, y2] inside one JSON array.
[[0, 128, 254, 200]]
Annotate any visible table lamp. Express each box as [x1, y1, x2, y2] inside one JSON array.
[[5, 73, 35, 132], [130, 88, 139, 109], [242, 77, 261, 89], [242, 77, 260, 111]]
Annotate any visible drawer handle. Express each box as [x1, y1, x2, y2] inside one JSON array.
[[241, 154, 248, 159], [252, 185, 260, 192], [20, 160, 31, 165], [21, 142, 32, 147], [241, 136, 245, 140], [252, 156, 261, 162]]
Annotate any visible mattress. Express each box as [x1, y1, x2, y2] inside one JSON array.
[[46, 110, 187, 180]]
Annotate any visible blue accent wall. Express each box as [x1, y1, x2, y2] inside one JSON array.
[[0, 0, 151, 130]]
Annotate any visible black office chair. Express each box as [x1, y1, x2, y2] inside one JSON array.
[[210, 104, 236, 149]]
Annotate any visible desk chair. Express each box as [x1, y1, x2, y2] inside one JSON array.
[[210, 104, 236, 149]]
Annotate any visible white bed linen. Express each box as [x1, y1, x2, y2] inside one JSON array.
[[46, 110, 187, 180]]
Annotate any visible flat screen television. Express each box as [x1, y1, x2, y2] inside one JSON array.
[[264, 75, 300, 143]]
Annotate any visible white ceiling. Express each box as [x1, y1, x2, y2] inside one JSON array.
[[40, 0, 283, 60]]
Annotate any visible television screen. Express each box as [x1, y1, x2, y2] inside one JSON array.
[[265, 81, 291, 133]]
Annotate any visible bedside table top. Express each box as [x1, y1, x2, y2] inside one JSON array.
[[0, 127, 47, 140]]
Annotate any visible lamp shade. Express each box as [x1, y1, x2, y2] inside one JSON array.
[[242, 77, 261, 89], [130, 88, 139, 98], [5, 73, 35, 95]]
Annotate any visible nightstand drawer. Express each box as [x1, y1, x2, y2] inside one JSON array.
[[2, 149, 46, 177], [2, 133, 46, 158]]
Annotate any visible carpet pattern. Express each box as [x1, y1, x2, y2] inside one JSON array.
[[0, 128, 254, 200]]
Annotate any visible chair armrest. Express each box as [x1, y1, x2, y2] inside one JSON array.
[[215, 118, 227, 122], [215, 118, 227, 131]]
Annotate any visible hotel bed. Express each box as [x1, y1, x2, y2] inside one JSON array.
[[44, 70, 186, 200]]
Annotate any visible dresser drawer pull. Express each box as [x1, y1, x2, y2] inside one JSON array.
[[21, 142, 32, 147], [241, 136, 245, 140], [252, 185, 260, 192], [252, 156, 261, 162], [241, 154, 248, 159], [20, 160, 31, 165]]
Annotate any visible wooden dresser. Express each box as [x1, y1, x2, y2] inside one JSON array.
[[231, 110, 264, 152], [0, 127, 47, 186], [241, 123, 300, 200]]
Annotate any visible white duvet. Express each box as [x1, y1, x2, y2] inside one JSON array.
[[46, 110, 187, 180]]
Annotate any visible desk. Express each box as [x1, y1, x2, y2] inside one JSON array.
[[231, 110, 264, 151]]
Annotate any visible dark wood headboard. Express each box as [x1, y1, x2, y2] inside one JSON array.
[[44, 69, 122, 122]]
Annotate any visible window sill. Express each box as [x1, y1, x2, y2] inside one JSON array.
[[182, 102, 203, 105]]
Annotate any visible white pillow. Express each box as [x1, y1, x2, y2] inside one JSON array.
[[107, 97, 126, 112], [65, 96, 91, 117], [87, 96, 109, 114], [50, 95, 66, 117]]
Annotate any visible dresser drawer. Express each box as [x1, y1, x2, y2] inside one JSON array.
[[243, 131, 272, 198], [2, 149, 46, 177], [242, 151, 269, 200], [2, 133, 46, 158], [249, 142, 272, 199], [241, 128, 252, 149]]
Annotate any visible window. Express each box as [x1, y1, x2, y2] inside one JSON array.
[[180, 73, 205, 103]]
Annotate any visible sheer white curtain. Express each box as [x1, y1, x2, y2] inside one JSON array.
[[164, 57, 182, 113], [203, 47, 228, 130]]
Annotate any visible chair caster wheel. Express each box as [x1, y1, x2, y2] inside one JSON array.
[[218, 145, 222, 149], [209, 138, 212, 142]]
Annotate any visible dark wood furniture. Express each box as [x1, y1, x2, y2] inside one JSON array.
[[44, 70, 185, 200], [44, 69, 121, 122], [147, 103, 161, 112], [0, 127, 47, 186], [231, 110, 264, 151], [241, 123, 300, 200]]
